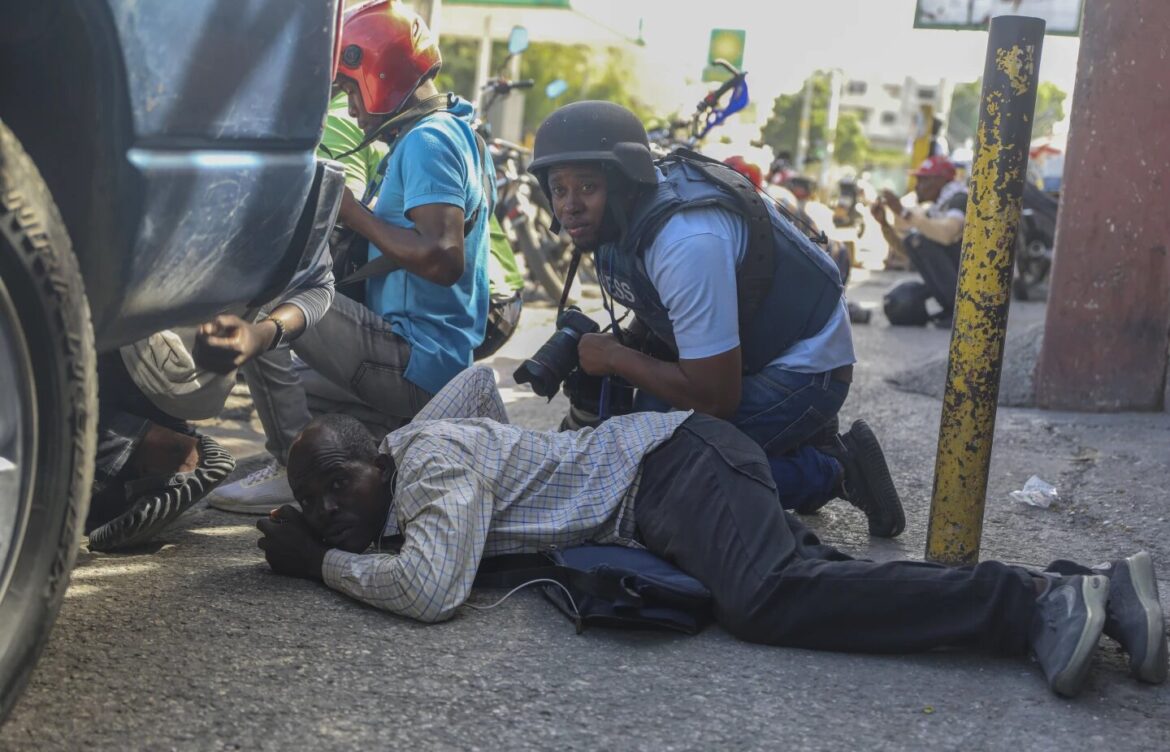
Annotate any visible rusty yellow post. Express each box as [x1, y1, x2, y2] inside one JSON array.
[[925, 16, 1045, 565]]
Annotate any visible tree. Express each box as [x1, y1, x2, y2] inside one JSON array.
[[759, 72, 870, 168], [434, 39, 651, 138], [947, 79, 1067, 144]]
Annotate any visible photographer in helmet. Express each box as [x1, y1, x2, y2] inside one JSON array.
[[208, 0, 493, 513], [524, 102, 904, 537]]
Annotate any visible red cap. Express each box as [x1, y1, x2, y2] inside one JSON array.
[[911, 155, 956, 180], [337, 1, 442, 116], [723, 155, 763, 189]]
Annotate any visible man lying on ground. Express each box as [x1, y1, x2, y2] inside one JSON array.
[[256, 367, 1168, 699]]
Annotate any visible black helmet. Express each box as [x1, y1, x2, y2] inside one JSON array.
[[528, 101, 657, 187], [883, 279, 932, 326]]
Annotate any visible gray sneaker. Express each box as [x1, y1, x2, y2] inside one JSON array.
[[1030, 574, 1109, 698], [1095, 552, 1168, 684], [207, 460, 293, 514]]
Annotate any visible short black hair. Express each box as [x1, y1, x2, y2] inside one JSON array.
[[309, 414, 378, 464]]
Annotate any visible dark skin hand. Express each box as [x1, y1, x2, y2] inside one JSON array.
[[193, 303, 306, 374], [334, 76, 465, 287], [547, 163, 744, 419], [578, 333, 743, 419], [879, 189, 906, 216], [257, 504, 328, 581]]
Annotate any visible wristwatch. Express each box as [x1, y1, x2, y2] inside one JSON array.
[[266, 317, 287, 351]]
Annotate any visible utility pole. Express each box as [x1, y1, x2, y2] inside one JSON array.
[[819, 69, 842, 192], [795, 75, 813, 171], [472, 14, 493, 108]]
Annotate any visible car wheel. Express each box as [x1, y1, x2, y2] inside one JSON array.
[[0, 120, 97, 722]]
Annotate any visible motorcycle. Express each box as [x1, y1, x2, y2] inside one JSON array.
[[648, 59, 750, 157], [473, 36, 583, 301], [1011, 181, 1059, 301], [832, 176, 868, 238]]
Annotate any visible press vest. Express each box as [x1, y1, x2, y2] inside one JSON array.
[[596, 157, 843, 373]]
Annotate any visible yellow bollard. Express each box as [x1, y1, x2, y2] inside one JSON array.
[[925, 16, 1046, 566]]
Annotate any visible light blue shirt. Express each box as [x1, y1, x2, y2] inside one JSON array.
[[367, 98, 491, 396], [643, 205, 855, 373]]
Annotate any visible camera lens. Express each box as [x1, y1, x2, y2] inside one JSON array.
[[513, 307, 599, 398]]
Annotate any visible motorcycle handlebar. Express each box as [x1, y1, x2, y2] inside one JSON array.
[[696, 59, 746, 112], [482, 78, 537, 93]]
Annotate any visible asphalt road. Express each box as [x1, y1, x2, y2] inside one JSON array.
[[4, 267, 1170, 751]]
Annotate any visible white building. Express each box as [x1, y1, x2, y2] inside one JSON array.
[[838, 76, 954, 150]]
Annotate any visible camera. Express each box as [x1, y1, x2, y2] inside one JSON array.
[[514, 307, 637, 428], [513, 306, 599, 398]]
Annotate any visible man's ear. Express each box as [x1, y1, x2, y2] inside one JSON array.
[[375, 453, 395, 484]]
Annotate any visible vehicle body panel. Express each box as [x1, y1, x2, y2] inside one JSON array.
[[87, 0, 338, 349]]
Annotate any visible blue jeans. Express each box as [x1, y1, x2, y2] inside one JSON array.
[[633, 365, 848, 510]]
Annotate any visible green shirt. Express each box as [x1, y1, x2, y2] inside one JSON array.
[[318, 92, 388, 197]]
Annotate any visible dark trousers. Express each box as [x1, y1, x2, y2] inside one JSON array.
[[904, 233, 962, 316], [89, 352, 194, 529], [633, 415, 1038, 654]]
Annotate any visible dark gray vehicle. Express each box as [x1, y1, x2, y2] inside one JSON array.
[[0, 0, 344, 719]]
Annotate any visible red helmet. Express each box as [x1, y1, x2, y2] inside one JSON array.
[[336, 1, 442, 116], [722, 155, 763, 189]]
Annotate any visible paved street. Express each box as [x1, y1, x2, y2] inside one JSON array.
[[4, 270, 1170, 751]]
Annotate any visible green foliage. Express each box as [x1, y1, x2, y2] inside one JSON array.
[[1032, 81, 1068, 138], [947, 79, 1068, 144], [434, 38, 651, 138], [833, 112, 868, 165], [759, 72, 869, 167]]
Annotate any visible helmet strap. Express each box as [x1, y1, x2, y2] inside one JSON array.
[[329, 92, 456, 161]]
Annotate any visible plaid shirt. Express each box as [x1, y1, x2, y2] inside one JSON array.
[[322, 367, 690, 622]]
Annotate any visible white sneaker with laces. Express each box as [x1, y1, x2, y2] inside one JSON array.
[[207, 460, 293, 514]]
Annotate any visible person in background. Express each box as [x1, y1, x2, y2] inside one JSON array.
[[872, 155, 968, 325]]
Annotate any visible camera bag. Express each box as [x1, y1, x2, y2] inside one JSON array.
[[474, 543, 713, 635]]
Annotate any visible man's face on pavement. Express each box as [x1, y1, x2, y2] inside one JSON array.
[[548, 163, 609, 251], [336, 77, 383, 138], [914, 175, 948, 203], [287, 425, 390, 553]]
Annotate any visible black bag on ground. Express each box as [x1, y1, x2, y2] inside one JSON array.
[[474, 544, 713, 635], [883, 279, 932, 326]]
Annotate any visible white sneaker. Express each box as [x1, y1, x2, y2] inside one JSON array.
[[207, 460, 293, 514]]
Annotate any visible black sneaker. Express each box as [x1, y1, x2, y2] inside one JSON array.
[[88, 435, 236, 552], [818, 420, 905, 538], [1094, 552, 1168, 684], [1030, 574, 1109, 698]]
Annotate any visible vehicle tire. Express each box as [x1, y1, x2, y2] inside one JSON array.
[[511, 217, 562, 300], [0, 120, 97, 723]]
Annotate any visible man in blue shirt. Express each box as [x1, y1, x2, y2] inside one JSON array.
[[210, 1, 490, 512], [526, 102, 904, 537]]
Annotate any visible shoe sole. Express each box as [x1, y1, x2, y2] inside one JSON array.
[[207, 496, 289, 515], [1122, 551, 1169, 684], [1051, 575, 1110, 698], [847, 420, 906, 538], [88, 436, 235, 552]]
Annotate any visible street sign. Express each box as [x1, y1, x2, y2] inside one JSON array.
[[913, 0, 1083, 36], [702, 28, 745, 82]]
